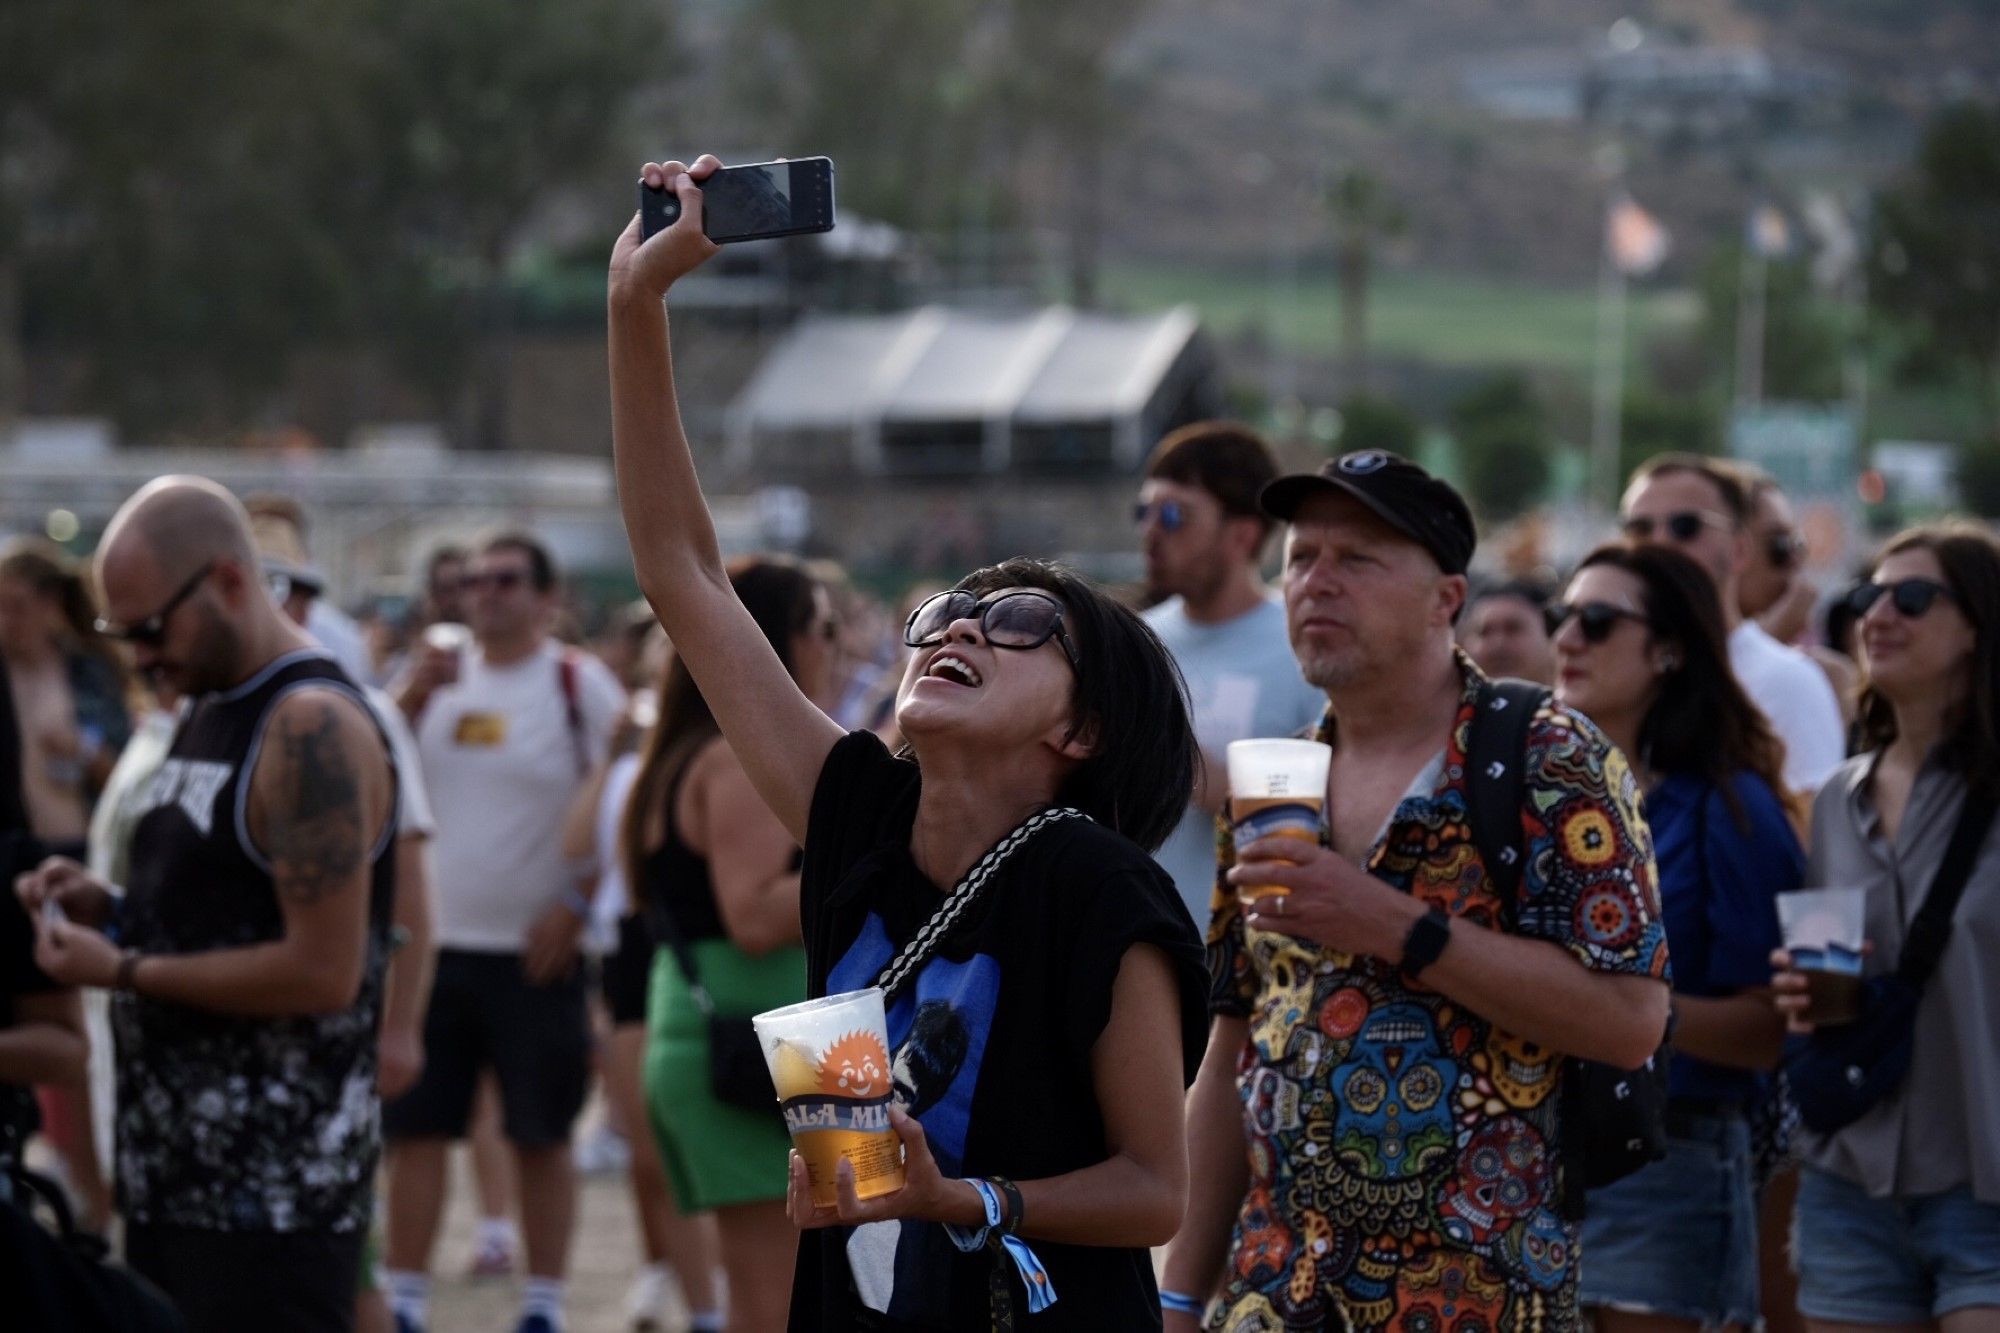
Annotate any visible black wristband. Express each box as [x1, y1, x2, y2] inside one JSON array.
[[988, 1175, 1024, 1236], [1399, 908, 1452, 978]]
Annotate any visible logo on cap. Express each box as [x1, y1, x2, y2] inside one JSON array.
[[1338, 451, 1390, 475]]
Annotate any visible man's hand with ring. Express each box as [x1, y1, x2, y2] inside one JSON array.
[[1229, 837, 1424, 959]]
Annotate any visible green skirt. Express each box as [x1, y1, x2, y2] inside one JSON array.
[[642, 940, 805, 1210]]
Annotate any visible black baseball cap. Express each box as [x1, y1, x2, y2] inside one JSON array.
[[1259, 450, 1478, 575]]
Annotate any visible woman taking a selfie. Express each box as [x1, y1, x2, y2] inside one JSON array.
[[1772, 523, 2000, 1331], [608, 157, 1208, 1332], [1550, 544, 1801, 1332]]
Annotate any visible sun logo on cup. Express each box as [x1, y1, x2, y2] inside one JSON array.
[[819, 1030, 891, 1100]]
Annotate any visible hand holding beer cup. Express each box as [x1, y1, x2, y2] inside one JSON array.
[[1772, 888, 1869, 1029], [1225, 739, 1332, 905], [755, 990, 908, 1210]]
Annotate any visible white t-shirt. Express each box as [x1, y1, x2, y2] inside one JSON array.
[[1141, 594, 1325, 926], [363, 685, 435, 840], [416, 640, 626, 951], [1729, 619, 1845, 795]]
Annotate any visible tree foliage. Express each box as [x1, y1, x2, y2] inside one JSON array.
[[1872, 102, 2000, 428], [1333, 394, 1421, 459], [1449, 372, 1551, 521], [2, 0, 667, 440]]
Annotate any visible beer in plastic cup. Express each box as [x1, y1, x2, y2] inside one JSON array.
[[1226, 738, 1332, 900], [1777, 887, 1867, 1025], [752, 988, 906, 1207]]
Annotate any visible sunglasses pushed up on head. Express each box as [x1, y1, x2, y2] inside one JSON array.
[[903, 589, 1080, 670]]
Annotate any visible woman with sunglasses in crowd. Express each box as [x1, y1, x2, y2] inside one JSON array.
[[1551, 543, 1802, 1333], [608, 159, 1207, 1332], [609, 556, 836, 1332], [1771, 523, 2000, 1331]]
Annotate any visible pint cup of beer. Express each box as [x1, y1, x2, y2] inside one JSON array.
[[1777, 887, 1867, 1025], [1226, 738, 1332, 901], [753, 989, 906, 1207]]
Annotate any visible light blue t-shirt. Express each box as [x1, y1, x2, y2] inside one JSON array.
[[1142, 594, 1326, 928]]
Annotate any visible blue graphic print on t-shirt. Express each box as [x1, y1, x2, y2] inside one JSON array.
[[829, 913, 1000, 1324]]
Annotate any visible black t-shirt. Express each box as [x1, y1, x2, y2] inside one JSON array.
[[2, 893, 59, 1169], [789, 732, 1208, 1332]]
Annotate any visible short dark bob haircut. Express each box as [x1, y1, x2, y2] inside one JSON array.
[[949, 557, 1196, 854]]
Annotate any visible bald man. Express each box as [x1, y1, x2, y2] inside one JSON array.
[[15, 476, 396, 1333]]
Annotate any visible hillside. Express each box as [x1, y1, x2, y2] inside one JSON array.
[[1047, 0, 1999, 282]]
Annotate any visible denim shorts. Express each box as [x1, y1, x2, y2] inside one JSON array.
[[1793, 1166, 2000, 1321], [1578, 1110, 1760, 1327]]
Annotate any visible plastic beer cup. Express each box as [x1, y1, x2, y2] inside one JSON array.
[[753, 989, 906, 1207], [1777, 887, 1867, 1025], [1226, 738, 1332, 901]]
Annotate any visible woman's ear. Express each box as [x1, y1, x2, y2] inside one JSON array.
[[1052, 715, 1099, 763], [1655, 640, 1683, 674]]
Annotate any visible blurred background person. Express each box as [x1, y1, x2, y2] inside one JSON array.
[[1136, 421, 1321, 926], [1, 665, 88, 1194], [0, 537, 130, 1231], [1772, 523, 2000, 1332], [244, 495, 373, 687], [383, 532, 625, 1333], [562, 660, 725, 1333], [1461, 579, 1557, 685], [1622, 454, 1846, 798], [1728, 465, 1861, 729], [1553, 543, 1799, 1333], [627, 555, 832, 1333]]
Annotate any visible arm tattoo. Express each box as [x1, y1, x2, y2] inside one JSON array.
[[263, 702, 367, 905]]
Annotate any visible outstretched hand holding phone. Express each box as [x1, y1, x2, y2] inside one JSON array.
[[606, 159, 844, 846], [610, 158, 724, 301]]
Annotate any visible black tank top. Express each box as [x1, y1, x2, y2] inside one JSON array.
[[116, 649, 397, 1232], [638, 763, 726, 947]]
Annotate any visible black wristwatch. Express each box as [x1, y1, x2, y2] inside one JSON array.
[[1399, 908, 1452, 978]]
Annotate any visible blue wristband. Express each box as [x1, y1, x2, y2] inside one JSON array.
[[560, 886, 591, 918], [944, 1178, 1002, 1253], [1161, 1290, 1204, 1315]]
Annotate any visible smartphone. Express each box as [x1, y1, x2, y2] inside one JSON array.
[[639, 157, 836, 245]]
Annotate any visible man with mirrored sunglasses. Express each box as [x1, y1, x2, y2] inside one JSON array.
[[1133, 423, 1323, 927], [1621, 453, 1844, 794]]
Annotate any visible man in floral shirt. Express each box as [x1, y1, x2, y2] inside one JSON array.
[[1161, 452, 1671, 1331]]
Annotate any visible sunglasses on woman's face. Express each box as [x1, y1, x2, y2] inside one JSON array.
[[1844, 577, 1955, 620], [1553, 600, 1650, 645], [1619, 509, 1732, 544], [903, 589, 1080, 670]]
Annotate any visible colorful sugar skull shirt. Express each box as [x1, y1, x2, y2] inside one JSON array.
[[1206, 656, 1669, 1331]]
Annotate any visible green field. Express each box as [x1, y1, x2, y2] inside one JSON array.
[[1098, 261, 1700, 377]]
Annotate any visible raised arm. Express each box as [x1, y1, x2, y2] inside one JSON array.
[[607, 157, 842, 843]]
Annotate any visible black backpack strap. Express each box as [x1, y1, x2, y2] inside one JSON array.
[[1464, 678, 1550, 905], [1896, 787, 1998, 987]]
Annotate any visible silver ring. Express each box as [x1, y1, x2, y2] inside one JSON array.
[[1274, 895, 1285, 915]]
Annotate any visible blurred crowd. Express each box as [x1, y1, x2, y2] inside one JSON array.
[[1, 418, 1996, 1333]]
